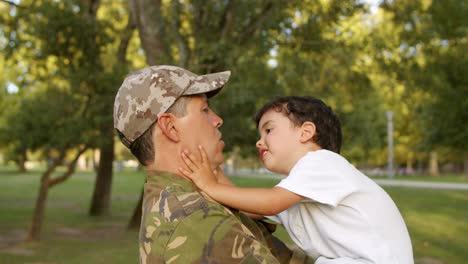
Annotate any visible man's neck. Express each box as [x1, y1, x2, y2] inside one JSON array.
[[146, 161, 179, 174], [147, 151, 195, 182]]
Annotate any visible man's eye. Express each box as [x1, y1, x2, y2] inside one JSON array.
[[265, 128, 272, 133], [202, 108, 209, 113]]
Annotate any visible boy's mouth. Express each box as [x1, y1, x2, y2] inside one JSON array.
[[258, 149, 267, 161]]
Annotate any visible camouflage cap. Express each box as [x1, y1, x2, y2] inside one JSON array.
[[113, 65, 231, 147]]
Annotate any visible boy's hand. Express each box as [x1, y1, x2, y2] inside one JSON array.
[[179, 145, 218, 191]]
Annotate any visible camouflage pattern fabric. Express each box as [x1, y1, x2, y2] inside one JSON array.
[[113, 65, 230, 146], [139, 171, 314, 264]]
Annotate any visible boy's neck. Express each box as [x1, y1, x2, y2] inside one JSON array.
[[285, 143, 323, 174]]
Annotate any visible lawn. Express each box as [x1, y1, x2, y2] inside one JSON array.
[[0, 167, 467, 263]]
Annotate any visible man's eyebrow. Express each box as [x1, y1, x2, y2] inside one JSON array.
[[201, 95, 209, 107]]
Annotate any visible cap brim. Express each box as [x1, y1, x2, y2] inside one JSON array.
[[183, 71, 231, 98]]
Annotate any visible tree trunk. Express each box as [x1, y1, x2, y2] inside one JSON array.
[[464, 153, 468, 180], [27, 147, 86, 241], [16, 150, 27, 172], [93, 149, 100, 172], [26, 150, 65, 241], [128, 188, 144, 229], [429, 151, 439, 176], [89, 130, 114, 216], [129, 0, 170, 65], [27, 172, 52, 241], [88, 6, 135, 217], [406, 153, 414, 176]]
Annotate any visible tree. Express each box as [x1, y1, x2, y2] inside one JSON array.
[[0, 85, 90, 240], [1, 0, 140, 217], [381, 0, 468, 175], [266, 1, 393, 166], [0, 0, 138, 239]]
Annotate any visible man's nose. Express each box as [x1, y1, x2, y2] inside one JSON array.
[[211, 112, 223, 128]]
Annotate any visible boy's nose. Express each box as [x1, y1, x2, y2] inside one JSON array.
[[256, 139, 263, 149]]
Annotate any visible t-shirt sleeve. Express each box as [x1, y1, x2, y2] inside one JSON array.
[[265, 214, 281, 223], [276, 154, 356, 207]]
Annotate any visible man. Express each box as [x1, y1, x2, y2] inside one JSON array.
[[113, 65, 313, 263]]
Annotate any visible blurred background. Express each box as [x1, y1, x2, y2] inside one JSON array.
[[0, 0, 466, 263]]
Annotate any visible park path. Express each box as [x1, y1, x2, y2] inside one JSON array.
[[374, 179, 468, 190], [236, 172, 468, 190]]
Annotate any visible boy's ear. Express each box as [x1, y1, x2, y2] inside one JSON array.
[[157, 113, 180, 142], [300, 121, 316, 143]]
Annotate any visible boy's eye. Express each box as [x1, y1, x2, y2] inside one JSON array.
[[265, 128, 272, 133], [202, 108, 209, 113]]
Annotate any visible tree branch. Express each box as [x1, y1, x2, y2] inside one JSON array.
[[88, 0, 99, 16], [219, 0, 234, 40], [117, 12, 136, 64], [0, 0, 26, 8], [171, 0, 190, 67], [192, 2, 204, 44], [78, 0, 99, 16], [41, 149, 67, 186], [49, 145, 88, 187], [238, 1, 275, 45], [129, 0, 170, 65]]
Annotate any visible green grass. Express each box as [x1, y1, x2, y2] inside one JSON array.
[[0, 168, 467, 263], [0, 167, 145, 264]]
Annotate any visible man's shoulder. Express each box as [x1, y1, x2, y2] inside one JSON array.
[[143, 179, 224, 221], [139, 181, 276, 263]]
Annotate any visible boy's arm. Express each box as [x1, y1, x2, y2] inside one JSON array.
[[212, 167, 264, 219], [213, 167, 235, 186], [180, 146, 303, 215], [204, 184, 302, 216]]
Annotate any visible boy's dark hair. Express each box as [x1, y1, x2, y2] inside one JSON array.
[[254, 96, 342, 153]]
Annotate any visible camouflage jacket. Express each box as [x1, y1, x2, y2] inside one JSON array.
[[139, 171, 313, 264]]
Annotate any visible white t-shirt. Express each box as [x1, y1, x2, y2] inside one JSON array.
[[268, 150, 413, 264]]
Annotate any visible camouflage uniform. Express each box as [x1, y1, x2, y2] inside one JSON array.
[[139, 171, 313, 264]]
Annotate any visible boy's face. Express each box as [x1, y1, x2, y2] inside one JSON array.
[[256, 109, 304, 174]]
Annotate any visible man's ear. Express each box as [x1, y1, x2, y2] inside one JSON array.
[[300, 121, 316, 143], [157, 113, 180, 142]]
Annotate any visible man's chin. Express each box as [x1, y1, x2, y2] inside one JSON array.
[[212, 154, 224, 167]]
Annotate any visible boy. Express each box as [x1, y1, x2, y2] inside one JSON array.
[[179, 96, 414, 264]]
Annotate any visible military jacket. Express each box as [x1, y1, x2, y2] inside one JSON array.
[[139, 171, 312, 264]]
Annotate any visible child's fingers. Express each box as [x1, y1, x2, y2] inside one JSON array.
[[178, 167, 192, 178], [198, 145, 209, 164], [185, 150, 200, 164], [181, 151, 198, 171]]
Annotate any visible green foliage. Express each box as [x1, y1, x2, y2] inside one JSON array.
[[0, 0, 136, 164], [0, 86, 87, 160], [381, 0, 468, 155], [0, 0, 466, 169], [137, 0, 374, 157]]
